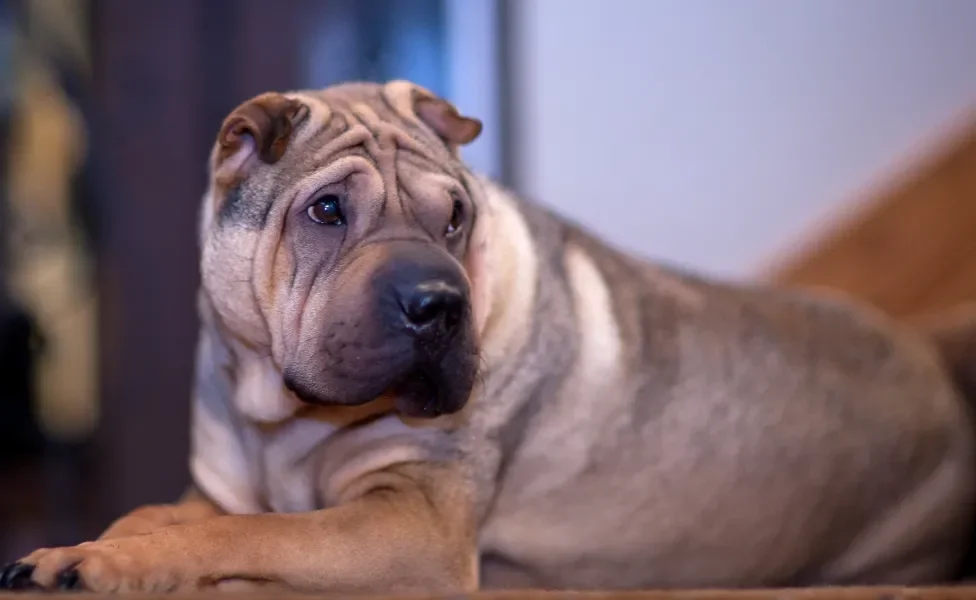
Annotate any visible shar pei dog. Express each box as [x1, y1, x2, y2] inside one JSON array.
[[3, 80, 976, 593]]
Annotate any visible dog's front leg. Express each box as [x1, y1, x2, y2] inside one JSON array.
[[1, 463, 478, 594], [97, 487, 224, 540]]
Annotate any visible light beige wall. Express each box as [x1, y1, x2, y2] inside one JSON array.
[[509, 0, 976, 279]]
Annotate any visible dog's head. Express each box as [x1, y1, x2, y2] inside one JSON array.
[[199, 81, 493, 419]]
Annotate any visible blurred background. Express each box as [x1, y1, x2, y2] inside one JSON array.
[[1, 0, 976, 560]]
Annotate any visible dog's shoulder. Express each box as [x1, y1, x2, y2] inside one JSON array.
[[500, 190, 947, 405]]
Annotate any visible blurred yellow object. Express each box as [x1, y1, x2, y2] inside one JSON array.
[[5, 38, 97, 442]]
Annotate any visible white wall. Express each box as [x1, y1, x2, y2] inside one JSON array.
[[510, 0, 976, 279], [445, 0, 503, 181]]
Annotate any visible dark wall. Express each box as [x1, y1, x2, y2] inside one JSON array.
[[88, 0, 308, 525]]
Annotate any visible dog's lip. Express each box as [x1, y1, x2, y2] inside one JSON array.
[[283, 367, 442, 413], [283, 374, 377, 408], [283, 352, 465, 417], [389, 369, 443, 417]]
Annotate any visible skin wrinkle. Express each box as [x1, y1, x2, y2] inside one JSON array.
[[221, 232, 272, 353], [360, 201, 391, 240], [291, 230, 342, 375], [261, 171, 292, 227], [228, 137, 375, 359], [396, 186, 431, 240], [291, 239, 402, 388], [377, 91, 410, 140], [352, 120, 385, 165], [389, 127, 431, 158], [379, 83, 462, 160], [463, 205, 479, 259], [252, 186, 294, 364], [401, 173, 469, 236], [280, 155, 384, 367], [269, 203, 301, 350], [368, 89, 439, 159], [312, 127, 375, 165], [328, 92, 460, 246], [293, 259, 334, 378], [458, 175, 481, 265], [373, 130, 403, 217], [397, 148, 456, 178], [349, 102, 381, 129], [285, 93, 334, 150], [336, 97, 446, 231], [327, 146, 381, 178]]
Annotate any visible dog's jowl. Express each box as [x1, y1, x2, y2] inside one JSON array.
[[4, 80, 976, 593]]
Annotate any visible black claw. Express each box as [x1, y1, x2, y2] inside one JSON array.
[[56, 568, 83, 592], [0, 562, 38, 590]]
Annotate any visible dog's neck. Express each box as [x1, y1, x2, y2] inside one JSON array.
[[472, 179, 540, 371]]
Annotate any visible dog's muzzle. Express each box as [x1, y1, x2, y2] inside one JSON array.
[[379, 255, 477, 417], [283, 244, 479, 418]]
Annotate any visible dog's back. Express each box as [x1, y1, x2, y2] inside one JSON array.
[[921, 309, 976, 580], [479, 189, 976, 588]]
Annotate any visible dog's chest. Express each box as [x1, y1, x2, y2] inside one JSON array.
[[240, 408, 448, 514], [253, 416, 339, 513]]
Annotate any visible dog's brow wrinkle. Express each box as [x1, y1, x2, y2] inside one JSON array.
[[303, 114, 347, 156], [350, 103, 385, 144], [390, 128, 426, 154], [395, 185, 435, 241], [334, 112, 350, 134], [345, 106, 378, 145], [396, 147, 454, 178], [350, 102, 379, 124], [355, 236, 436, 253], [318, 146, 379, 176], [377, 88, 408, 126], [313, 127, 373, 164], [288, 94, 333, 147]]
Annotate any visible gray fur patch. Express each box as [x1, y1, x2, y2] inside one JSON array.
[[218, 183, 274, 230]]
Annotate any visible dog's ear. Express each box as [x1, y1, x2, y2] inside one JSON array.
[[213, 93, 309, 183], [413, 90, 482, 148]]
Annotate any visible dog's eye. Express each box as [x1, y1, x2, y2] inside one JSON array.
[[307, 195, 344, 226], [446, 198, 464, 236]]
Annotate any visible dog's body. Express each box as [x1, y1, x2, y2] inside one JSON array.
[[4, 80, 976, 593]]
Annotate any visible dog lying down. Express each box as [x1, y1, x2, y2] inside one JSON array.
[[2, 79, 976, 594]]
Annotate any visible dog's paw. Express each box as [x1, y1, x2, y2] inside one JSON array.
[[0, 562, 41, 591], [0, 538, 180, 593]]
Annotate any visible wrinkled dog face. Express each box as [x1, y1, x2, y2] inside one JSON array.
[[200, 81, 486, 418]]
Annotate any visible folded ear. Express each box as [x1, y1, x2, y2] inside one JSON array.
[[413, 90, 482, 148], [213, 93, 309, 183]]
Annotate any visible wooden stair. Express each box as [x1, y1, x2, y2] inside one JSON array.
[[768, 120, 976, 321]]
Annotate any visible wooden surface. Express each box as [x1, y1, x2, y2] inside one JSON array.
[[4, 588, 976, 600], [768, 120, 976, 320]]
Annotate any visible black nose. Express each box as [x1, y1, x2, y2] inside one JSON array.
[[399, 281, 464, 338]]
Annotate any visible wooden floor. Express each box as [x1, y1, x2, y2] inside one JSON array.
[[4, 588, 976, 600]]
